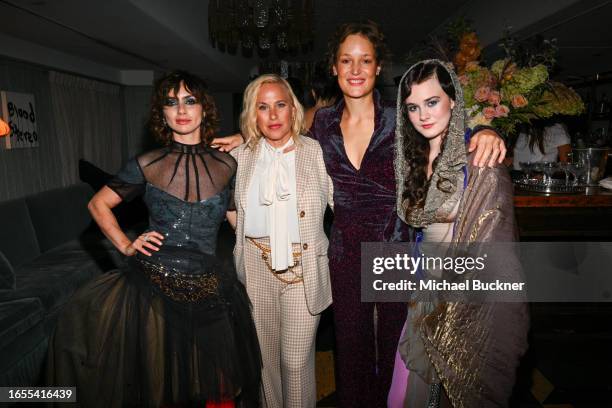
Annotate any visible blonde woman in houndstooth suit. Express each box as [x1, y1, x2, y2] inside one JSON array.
[[227, 74, 333, 408]]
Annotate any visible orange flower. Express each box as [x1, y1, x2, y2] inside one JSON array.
[[475, 86, 491, 103], [459, 32, 481, 54], [454, 32, 482, 74], [502, 62, 518, 82], [488, 91, 501, 106], [0, 119, 10, 137], [483, 106, 497, 120], [465, 61, 480, 72], [511, 94, 528, 108], [454, 53, 468, 73], [463, 47, 480, 61]]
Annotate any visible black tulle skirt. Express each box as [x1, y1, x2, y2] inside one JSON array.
[[46, 247, 261, 407]]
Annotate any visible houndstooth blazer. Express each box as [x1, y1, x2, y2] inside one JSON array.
[[231, 135, 334, 315]]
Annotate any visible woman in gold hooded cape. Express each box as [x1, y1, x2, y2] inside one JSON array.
[[392, 60, 529, 407]]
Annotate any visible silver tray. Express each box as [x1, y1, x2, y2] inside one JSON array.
[[514, 179, 586, 194]]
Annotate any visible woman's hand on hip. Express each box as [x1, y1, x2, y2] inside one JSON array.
[[123, 231, 164, 256]]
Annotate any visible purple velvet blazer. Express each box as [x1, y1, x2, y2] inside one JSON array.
[[310, 90, 411, 271]]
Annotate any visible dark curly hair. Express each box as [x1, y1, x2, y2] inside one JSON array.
[[149, 70, 219, 145], [400, 61, 456, 214], [326, 20, 390, 74]]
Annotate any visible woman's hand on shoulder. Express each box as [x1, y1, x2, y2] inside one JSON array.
[[123, 231, 164, 256], [468, 128, 507, 168], [211, 133, 244, 152]]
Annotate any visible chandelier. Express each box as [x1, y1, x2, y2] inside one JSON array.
[[208, 0, 314, 54]]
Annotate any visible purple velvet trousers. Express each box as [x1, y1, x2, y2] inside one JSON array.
[[330, 257, 407, 407]]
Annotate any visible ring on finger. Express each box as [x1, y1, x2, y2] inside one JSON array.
[[142, 234, 150, 242]]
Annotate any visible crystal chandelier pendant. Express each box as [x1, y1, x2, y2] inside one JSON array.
[[208, 0, 314, 55], [254, 0, 269, 28]]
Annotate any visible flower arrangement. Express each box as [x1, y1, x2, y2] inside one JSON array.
[[453, 32, 584, 135], [454, 32, 481, 74], [405, 20, 585, 136]]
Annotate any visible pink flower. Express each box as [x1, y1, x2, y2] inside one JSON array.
[[488, 90, 501, 106], [495, 104, 510, 117], [458, 74, 469, 85], [483, 106, 497, 120], [474, 86, 491, 103], [511, 94, 528, 108]]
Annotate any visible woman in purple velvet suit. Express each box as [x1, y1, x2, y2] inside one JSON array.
[[213, 20, 506, 407], [308, 21, 507, 408], [306, 23, 409, 407]]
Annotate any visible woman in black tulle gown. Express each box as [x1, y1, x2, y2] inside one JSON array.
[[47, 71, 261, 408]]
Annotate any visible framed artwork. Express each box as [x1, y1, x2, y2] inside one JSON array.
[[0, 91, 39, 150]]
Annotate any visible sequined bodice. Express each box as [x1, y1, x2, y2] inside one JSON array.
[[145, 184, 231, 255], [108, 141, 237, 256]]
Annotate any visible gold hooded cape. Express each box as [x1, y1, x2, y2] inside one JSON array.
[[394, 59, 529, 407]]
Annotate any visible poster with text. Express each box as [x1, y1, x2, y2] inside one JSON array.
[[0, 91, 39, 149]]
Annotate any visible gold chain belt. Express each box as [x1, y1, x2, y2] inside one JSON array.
[[247, 238, 303, 285], [136, 257, 220, 303]]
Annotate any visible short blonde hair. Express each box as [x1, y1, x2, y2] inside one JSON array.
[[240, 74, 305, 148]]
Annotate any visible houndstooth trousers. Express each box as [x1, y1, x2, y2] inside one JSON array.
[[244, 238, 320, 408]]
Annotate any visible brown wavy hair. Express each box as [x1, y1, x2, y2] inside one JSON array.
[[327, 20, 390, 73], [149, 70, 219, 145], [400, 61, 456, 212]]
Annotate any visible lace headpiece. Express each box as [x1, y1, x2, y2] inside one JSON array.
[[394, 59, 467, 227]]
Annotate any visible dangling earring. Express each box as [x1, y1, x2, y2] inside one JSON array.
[[162, 117, 168, 127]]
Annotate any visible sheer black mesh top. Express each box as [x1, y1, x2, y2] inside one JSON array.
[[107, 141, 237, 255]]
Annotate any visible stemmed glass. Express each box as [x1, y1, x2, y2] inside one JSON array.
[[519, 162, 533, 183], [541, 162, 558, 186], [557, 162, 573, 186], [531, 162, 545, 184]]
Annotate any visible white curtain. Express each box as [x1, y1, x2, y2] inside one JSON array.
[[0, 59, 63, 200], [122, 86, 154, 161], [49, 71, 123, 185]]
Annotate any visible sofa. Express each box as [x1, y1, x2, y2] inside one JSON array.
[[0, 183, 138, 386]]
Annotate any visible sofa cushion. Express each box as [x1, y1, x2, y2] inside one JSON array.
[[0, 247, 104, 312], [0, 298, 47, 386], [0, 251, 16, 290], [26, 183, 94, 253], [51, 236, 125, 272], [0, 297, 44, 350], [0, 327, 48, 386], [0, 198, 41, 268]]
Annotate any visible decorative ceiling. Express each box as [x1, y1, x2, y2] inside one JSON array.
[[0, 0, 611, 90]]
